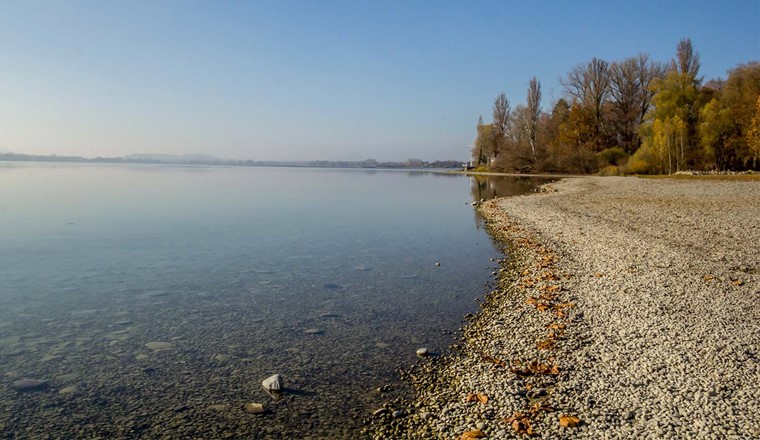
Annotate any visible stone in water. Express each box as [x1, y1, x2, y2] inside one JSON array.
[[245, 402, 266, 414], [416, 347, 429, 356], [145, 341, 173, 351], [12, 379, 48, 392], [262, 374, 283, 392]]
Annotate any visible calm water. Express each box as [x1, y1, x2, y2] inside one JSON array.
[[0, 163, 549, 438]]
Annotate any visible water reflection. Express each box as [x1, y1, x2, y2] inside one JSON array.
[[470, 175, 554, 202]]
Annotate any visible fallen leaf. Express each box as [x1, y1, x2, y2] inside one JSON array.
[[732, 279, 744, 286], [554, 302, 576, 309], [465, 393, 488, 404], [703, 275, 715, 281], [482, 354, 507, 368], [503, 412, 535, 436], [530, 401, 554, 415], [539, 293, 556, 301], [537, 339, 555, 350], [559, 415, 581, 427], [459, 428, 485, 439], [536, 303, 551, 312], [547, 323, 566, 330]]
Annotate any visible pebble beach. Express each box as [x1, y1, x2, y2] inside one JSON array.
[[371, 176, 760, 439]]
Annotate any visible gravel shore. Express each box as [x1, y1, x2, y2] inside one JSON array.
[[371, 176, 760, 439]]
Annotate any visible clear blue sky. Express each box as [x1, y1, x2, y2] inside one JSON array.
[[0, 0, 758, 161]]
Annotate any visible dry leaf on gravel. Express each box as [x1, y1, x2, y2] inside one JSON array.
[[466, 393, 488, 404], [503, 412, 535, 436], [547, 323, 566, 330], [459, 428, 485, 439], [530, 401, 553, 415], [703, 275, 715, 281], [594, 272, 604, 277], [482, 354, 507, 368], [732, 279, 744, 286], [559, 415, 581, 427], [537, 339, 555, 350], [511, 361, 559, 377]]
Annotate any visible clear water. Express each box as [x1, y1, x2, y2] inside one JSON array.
[[0, 163, 550, 438]]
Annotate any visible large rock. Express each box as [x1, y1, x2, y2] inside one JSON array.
[[262, 374, 283, 393]]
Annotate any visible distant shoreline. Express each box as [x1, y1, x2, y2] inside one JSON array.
[[0, 153, 464, 170]]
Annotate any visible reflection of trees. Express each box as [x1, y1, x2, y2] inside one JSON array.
[[470, 176, 555, 228], [470, 176, 555, 202]]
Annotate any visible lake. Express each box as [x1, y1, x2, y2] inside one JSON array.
[[0, 163, 550, 438]]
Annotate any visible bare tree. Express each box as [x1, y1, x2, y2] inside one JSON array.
[[492, 93, 511, 138], [491, 93, 512, 162], [673, 37, 701, 82], [637, 54, 665, 122], [609, 54, 664, 153], [561, 57, 611, 147], [526, 77, 542, 163]]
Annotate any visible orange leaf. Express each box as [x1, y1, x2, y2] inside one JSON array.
[[732, 279, 744, 286], [559, 415, 581, 427], [481, 354, 506, 368], [547, 323, 566, 330], [459, 428, 485, 439], [594, 272, 603, 277], [537, 339, 555, 350], [536, 303, 550, 312], [465, 393, 488, 404], [703, 275, 715, 281]]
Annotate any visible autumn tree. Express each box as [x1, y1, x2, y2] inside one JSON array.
[[561, 57, 612, 151], [642, 38, 702, 172], [472, 115, 497, 167], [749, 96, 760, 168], [698, 62, 760, 169]]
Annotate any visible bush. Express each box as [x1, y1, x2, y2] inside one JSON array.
[[598, 165, 621, 176], [597, 147, 628, 167]]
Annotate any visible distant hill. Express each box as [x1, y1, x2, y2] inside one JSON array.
[[124, 153, 224, 163]]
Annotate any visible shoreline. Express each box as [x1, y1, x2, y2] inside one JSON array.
[[370, 176, 760, 439]]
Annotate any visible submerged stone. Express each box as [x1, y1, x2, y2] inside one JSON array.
[[245, 402, 266, 414], [12, 379, 48, 392], [145, 341, 173, 351]]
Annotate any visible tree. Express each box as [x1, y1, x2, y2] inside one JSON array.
[[748, 96, 760, 168], [644, 39, 702, 171], [491, 93, 512, 164], [526, 77, 542, 164], [674, 38, 701, 83], [562, 57, 611, 150], [472, 116, 496, 167], [609, 54, 665, 154]]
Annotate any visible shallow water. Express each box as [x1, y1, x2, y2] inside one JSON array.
[[0, 163, 550, 438]]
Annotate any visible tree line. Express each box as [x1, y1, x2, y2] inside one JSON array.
[[472, 38, 760, 174]]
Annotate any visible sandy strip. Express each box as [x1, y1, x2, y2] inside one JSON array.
[[370, 176, 759, 439]]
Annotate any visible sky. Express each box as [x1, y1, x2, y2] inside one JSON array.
[[0, 1, 758, 162]]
